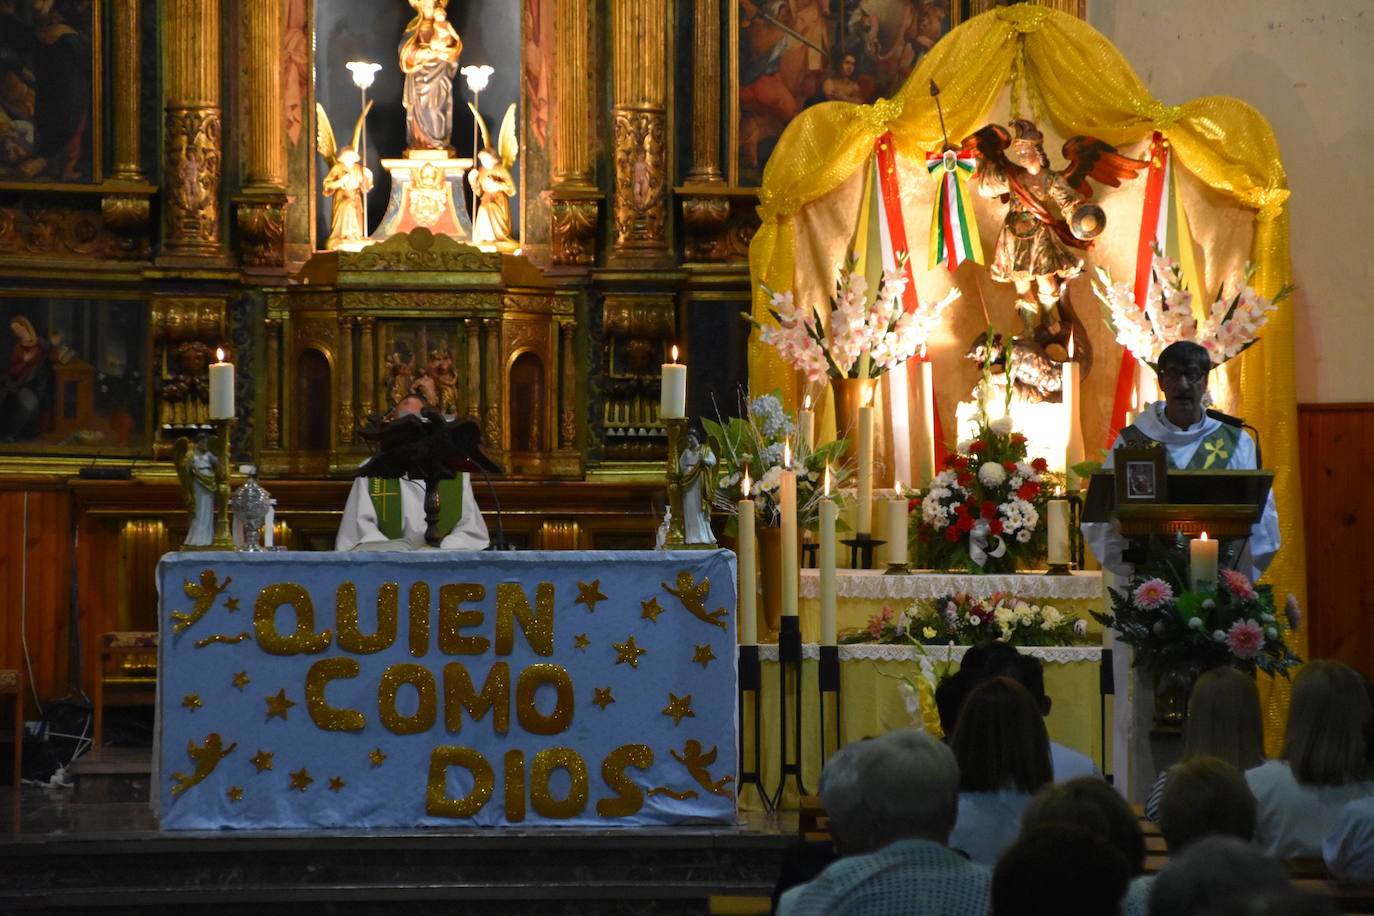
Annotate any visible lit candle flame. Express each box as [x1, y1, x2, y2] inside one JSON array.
[[741, 466, 751, 496], [216, 347, 226, 362], [894, 479, 903, 496], [824, 464, 831, 497], [1199, 531, 1209, 541], [783, 439, 791, 466], [670, 345, 679, 363], [1067, 332, 1075, 360]]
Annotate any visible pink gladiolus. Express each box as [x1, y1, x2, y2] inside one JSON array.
[[1133, 578, 1174, 610], [1226, 619, 1265, 659]]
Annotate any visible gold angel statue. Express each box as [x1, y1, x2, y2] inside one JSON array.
[[466, 101, 519, 250], [316, 101, 374, 250], [962, 119, 1146, 361]]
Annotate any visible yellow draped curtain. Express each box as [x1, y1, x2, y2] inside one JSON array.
[[747, 4, 1304, 750]]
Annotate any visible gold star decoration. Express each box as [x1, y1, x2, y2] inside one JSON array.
[[640, 598, 663, 622], [231, 671, 250, 689], [225, 597, 240, 611], [662, 693, 696, 726], [289, 767, 314, 792], [612, 635, 647, 668], [227, 786, 244, 802], [575, 579, 607, 612], [692, 645, 717, 668], [328, 776, 346, 792], [592, 687, 615, 710], [250, 749, 274, 773], [573, 633, 590, 650], [181, 694, 203, 711], [265, 688, 296, 720], [369, 748, 387, 768]]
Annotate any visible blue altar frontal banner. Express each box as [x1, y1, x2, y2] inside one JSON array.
[[154, 550, 739, 829]]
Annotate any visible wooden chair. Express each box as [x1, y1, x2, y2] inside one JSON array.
[[0, 668, 22, 796], [92, 632, 158, 750]]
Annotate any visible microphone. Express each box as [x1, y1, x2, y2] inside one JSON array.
[[1206, 408, 1244, 428]]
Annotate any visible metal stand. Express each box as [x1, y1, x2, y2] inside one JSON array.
[[817, 644, 842, 766], [768, 615, 808, 808], [841, 534, 885, 570], [737, 645, 771, 812]]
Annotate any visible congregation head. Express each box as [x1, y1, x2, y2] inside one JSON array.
[[1183, 666, 1265, 772], [950, 676, 1052, 794], [1147, 835, 1292, 916], [992, 824, 1131, 916], [824, 729, 961, 851], [1158, 756, 1257, 852], [1020, 778, 1145, 875], [1283, 659, 1372, 786]]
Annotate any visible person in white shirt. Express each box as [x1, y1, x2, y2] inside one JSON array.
[[986, 649, 1102, 782], [1082, 340, 1279, 581], [1323, 796, 1374, 884], [335, 395, 489, 551]]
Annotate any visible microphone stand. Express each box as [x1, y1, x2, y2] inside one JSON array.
[[477, 465, 510, 550]]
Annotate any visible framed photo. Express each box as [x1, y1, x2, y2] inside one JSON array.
[[1115, 446, 1168, 505], [0, 0, 102, 186], [730, 0, 958, 187], [0, 294, 149, 455]]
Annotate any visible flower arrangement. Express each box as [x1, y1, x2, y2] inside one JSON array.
[[703, 392, 849, 534], [843, 593, 1086, 648], [752, 251, 960, 381], [1093, 248, 1294, 367], [1092, 559, 1302, 682], [913, 414, 1051, 574]]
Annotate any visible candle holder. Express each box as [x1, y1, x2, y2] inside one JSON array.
[[883, 562, 913, 576], [768, 615, 808, 809], [817, 644, 843, 766], [1043, 562, 1072, 576], [209, 418, 236, 549], [736, 645, 772, 813], [841, 534, 885, 570]]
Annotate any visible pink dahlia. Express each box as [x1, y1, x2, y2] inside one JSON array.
[[1221, 569, 1257, 601], [1226, 619, 1265, 659], [1133, 578, 1174, 610]]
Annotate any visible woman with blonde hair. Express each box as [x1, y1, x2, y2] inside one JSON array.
[[1246, 659, 1374, 858], [1144, 666, 1264, 821]]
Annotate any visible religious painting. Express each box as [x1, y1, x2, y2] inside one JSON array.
[[733, 0, 954, 186], [0, 296, 149, 453], [378, 321, 468, 417], [0, 0, 100, 185], [1115, 446, 1168, 504]]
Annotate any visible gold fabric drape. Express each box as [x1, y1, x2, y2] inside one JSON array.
[[748, 5, 1304, 750]]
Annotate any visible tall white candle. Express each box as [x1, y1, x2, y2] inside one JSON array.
[[819, 466, 838, 645], [660, 345, 687, 419], [917, 356, 936, 484], [209, 348, 235, 419], [780, 441, 798, 618], [1190, 532, 1219, 593], [797, 394, 815, 452], [737, 467, 757, 646], [1047, 499, 1070, 566], [857, 388, 874, 536], [885, 484, 908, 567], [1064, 335, 1084, 490]]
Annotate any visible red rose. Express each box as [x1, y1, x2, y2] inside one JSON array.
[[1012, 433, 1027, 444], [980, 500, 997, 519], [1017, 481, 1040, 500], [949, 455, 968, 469], [1004, 462, 1018, 472], [969, 441, 987, 453], [957, 472, 973, 487], [1031, 457, 1049, 473], [989, 519, 1004, 535], [944, 526, 961, 542], [907, 498, 920, 512], [956, 515, 975, 533], [955, 503, 970, 517]]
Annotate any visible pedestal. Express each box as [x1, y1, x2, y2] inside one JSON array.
[[374, 151, 474, 240]]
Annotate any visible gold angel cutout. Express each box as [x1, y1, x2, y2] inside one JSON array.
[[316, 100, 374, 251], [170, 732, 238, 795], [661, 571, 728, 630], [171, 569, 232, 632], [671, 739, 734, 799], [466, 101, 519, 250]]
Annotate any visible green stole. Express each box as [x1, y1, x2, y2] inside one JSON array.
[[1120, 422, 1242, 469], [368, 476, 464, 540]]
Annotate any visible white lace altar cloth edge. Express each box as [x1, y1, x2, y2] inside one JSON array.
[[797, 569, 1102, 601], [755, 644, 1101, 664]]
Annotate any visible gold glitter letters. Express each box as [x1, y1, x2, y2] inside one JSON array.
[[426, 745, 495, 817], [530, 747, 588, 819], [378, 663, 438, 735], [336, 582, 398, 654], [495, 582, 555, 657], [438, 583, 490, 655], [504, 749, 526, 823], [596, 744, 652, 818], [442, 661, 511, 734], [305, 657, 366, 731], [515, 664, 575, 736], [254, 583, 331, 655], [408, 582, 431, 657]]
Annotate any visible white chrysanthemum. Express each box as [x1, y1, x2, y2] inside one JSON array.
[[990, 416, 1014, 435], [978, 461, 1007, 487], [1016, 529, 1033, 543], [921, 493, 948, 528], [758, 466, 782, 493], [1041, 606, 1062, 627], [932, 469, 958, 488]]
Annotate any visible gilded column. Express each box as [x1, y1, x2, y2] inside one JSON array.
[[236, 0, 287, 267], [549, 0, 600, 266], [609, 0, 670, 267], [482, 318, 502, 449], [465, 318, 482, 418], [265, 317, 282, 448], [336, 316, 355, 446], [110, 0, 145, 181], [357, 317, 376, 420], [163, 0, 223, 258], [559, 319, 576, 450], [685, 0, 722, 184]]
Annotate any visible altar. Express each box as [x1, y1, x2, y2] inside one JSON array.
[[154, 551, 738, 829]]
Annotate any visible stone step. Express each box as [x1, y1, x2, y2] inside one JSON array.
[[68, 746, 152, 803]]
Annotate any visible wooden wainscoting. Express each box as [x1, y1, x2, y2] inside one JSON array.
[[1298, 402, 1374, 677]]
